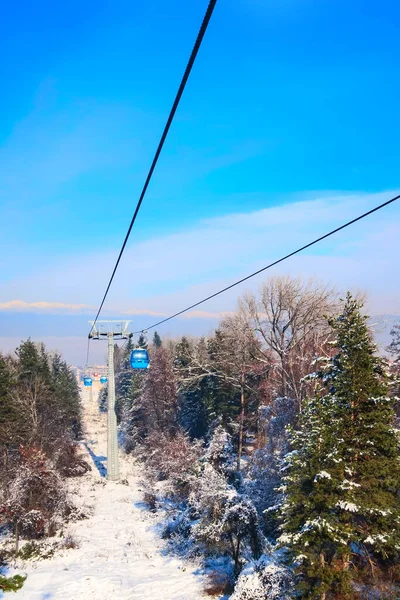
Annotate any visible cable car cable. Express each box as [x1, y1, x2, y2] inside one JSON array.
[[133, 192, 400, 334], [88, 0, 218, 339]]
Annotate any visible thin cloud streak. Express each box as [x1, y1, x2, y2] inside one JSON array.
[[0, 190, 399, 320], [0, 300, 94, 312]]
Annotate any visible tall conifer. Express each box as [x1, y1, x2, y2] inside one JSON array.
[[279, 294, 400, 598]]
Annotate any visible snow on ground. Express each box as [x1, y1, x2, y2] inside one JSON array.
[[10, 384, 207, 600]]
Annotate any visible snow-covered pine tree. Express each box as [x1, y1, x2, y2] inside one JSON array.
[[386, 324, 400, 421], [245, 397, 297, 540], [278, 390, 346, 598], [16, 338, 51, 389], [1, 445, 69, 545], [175, 336, 193, 369], [98, 383, 107, 412], [51, 353, 82, 438], [153, 331, 162, 348], [116, 336, 136, 415], [387, 324, 400, 360], [0, 356, 20, 465], [116, 337, 146, 450], [205, 424, 235, 475], [176, 337, 211, 439], [178, 382, 210, 439], [190, 461, 263, 576], [137, 333, 148, 349], [139, 345, 177, 435], [279, 293, 400, 598], [206, 330, 240, 423]]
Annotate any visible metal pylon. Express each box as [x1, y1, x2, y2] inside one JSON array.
[[106, 332, 119, 481], [88, 320, 131, 482]]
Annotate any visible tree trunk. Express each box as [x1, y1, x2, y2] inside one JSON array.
[[320, 552, 326, 600], [280, 347, 288, 398], [237, 374, 245, 472], [15, 521, 19, 555], [234, 537, 242, 577], [1, 443, 8, 469]]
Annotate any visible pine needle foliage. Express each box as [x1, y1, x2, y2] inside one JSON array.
[[0, 574, 26, 592], [279, 293, 400, 599]]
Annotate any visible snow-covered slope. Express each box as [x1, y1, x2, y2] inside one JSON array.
[[12, 385, 206, 600]]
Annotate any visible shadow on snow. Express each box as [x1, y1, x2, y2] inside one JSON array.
[[82, 441, 107, 478]]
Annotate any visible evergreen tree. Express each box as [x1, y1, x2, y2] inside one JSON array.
[[5, 340, 83, 453], [153, 331, 162, 348], [115, 337, 144, 425], [0, 356, 22, 456], [178, 384, 209, 439], [279, 294, 400, 598], [51, 354, 82, 438], [0, 356, 14, 426], [137, 333, 148, 349], [175, 336, 233, 439], [175, 337, 207, 438], [387, 324, 400, 360], [116, 337, 135, 402], [206, 331, 240, 424], [98, 383, 108, 413], [12, 340, 53, 445], [113, 343, 124, 374], [139, 346, 177, 436], [387, 324, 400, 411], [16, 339, 50, 386], [175, 336, 193, 369]]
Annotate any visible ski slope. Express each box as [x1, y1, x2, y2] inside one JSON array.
[[13, 384, 207, 600]]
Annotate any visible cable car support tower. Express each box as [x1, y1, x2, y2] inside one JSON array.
[[88, 320, 131, 481]]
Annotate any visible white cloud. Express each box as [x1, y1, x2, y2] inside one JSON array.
[[0, 300, 93, 312], [0, 190, 399, 321]]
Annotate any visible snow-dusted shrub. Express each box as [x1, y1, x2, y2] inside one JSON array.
[[0, 446, 71, 540], [244, 398, 297, 539], [54, 439, 91, 477], [142, 430, 201, 496], [98, 384, 107, 412], [258, 398, 297, 452], [231, 566, 265, 600], [162, 507, 193, 542], [161, 505, 203, 559], [244, 447, 281, 537], [61, 534, 79, 549], [189, 463, 234, 519], [18, 510, 45, 539], [204, 568, 233, 596], [205, 425, 235, 475], [190, 464, 264, 574], [143, 490, 157, 512], [17, 539, 59, 560], [0, 574, 26, 592], [231, 554, 294, 600]]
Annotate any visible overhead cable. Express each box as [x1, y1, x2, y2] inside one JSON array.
[[134, 193, 400, 334], [88, 0, 218, 338]]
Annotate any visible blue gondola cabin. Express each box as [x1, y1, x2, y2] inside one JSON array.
[[130, 349, 150, 369]]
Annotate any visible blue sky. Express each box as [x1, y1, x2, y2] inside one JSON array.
[[0, 0, 399, 363]]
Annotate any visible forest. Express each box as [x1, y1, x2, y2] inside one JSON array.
[[102, 276, 400, 599], [1, 275, 400, 598], [0, 340, 88, 591]]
